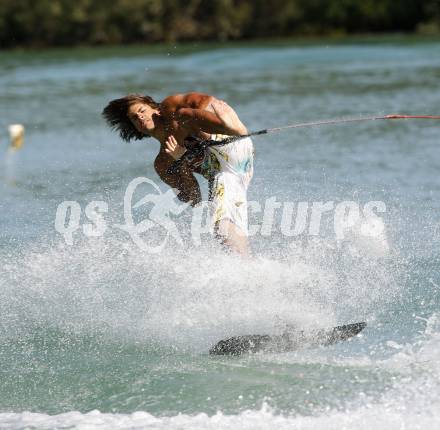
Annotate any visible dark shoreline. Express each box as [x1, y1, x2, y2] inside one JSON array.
[[2, 33, 440, 57]]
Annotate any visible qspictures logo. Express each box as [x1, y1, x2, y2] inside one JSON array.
[[54, 177, 387, 253]]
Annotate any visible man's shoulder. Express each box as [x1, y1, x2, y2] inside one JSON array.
[[162, 92, 213, 109], [161, 94, 183, 110], [184, 92, 212, 107]]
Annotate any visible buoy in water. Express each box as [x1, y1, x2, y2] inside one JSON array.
[[8, 124, 25, 151]]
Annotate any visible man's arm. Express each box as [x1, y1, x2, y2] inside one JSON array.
[[177, 107, 245, 136], [154, 151, 201, 205]]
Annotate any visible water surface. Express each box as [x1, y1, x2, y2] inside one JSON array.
[[1, 38, 440, 429]]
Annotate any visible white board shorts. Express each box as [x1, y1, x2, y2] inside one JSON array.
[[199, 134, 254, 236]]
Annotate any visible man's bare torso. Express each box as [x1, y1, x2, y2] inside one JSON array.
[[159, 92, 247, 146]]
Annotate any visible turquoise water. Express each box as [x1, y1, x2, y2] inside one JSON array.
[[1, 39, 440, 428]]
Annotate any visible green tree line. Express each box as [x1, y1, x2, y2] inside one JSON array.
[[0, 0, 439, 48]]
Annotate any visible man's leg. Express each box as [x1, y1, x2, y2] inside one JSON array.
[[215, 219, 249, 256]]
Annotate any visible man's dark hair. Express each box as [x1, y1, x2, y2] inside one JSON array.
[[102, 94, 160, 142]]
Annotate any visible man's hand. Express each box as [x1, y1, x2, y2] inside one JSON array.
[[165, 135, 187, 160]]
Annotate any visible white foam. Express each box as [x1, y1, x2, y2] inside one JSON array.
[[0, 396, 438, 430]]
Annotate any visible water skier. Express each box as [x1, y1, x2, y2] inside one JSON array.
[[103, 92, 254, 255]]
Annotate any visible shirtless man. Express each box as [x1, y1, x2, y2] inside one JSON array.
[[102, 92, 254, 255]]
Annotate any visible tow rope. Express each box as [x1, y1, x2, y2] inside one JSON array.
[[167, 114, 440, 175]]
